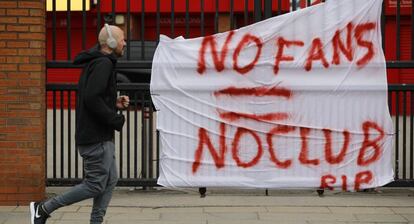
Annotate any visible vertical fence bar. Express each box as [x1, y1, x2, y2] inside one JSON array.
[[387, 89, 391, 178], [230, 0, 234, 30], [389, 90, 393, 172], [45, 86, 48, 180], [112, 0, 115, 22], [214, 0, 219, 33], [389, 89, 393, 177], [53, 91, 57, 179], [75, 91, 79, 178], [201, 0, 205, 36], [127, 105, 131, 178], [97, 0, 101, 37], [403, 91, 407, 179], [244, 0, 248, 26], [81, 148, 84, 179], [156, 0, 160, 44], [389, 90, 392, 116], [82, 0, 86, 50], [126, 0, 131, 60], [292, 0, 297, 11], [68, 91, 71, 178], [141, 0, 145, 59], [186, 0, 190, 38], [119, 111, 123, 179], [264, 0, 272, 19], [134, 92, 138, 178], [141, 93, 147, 181], [396, 0, 401, 60], [52, 0, 56, 60], [411, 90, 414, 179], [171, 0, 175, 37], [396, 91, 400, 179], [254, 0, 262, 22], [382, 0, 386, 53], [277, 0, 282, 15], [156, 130, 160, 177], [60, 91, 64, 178], [148, 93, 154, 178], [67, 0, 71, 60]]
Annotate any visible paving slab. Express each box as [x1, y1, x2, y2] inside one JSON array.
[[355, 214, 408, 222], [0, 187, 413, 224]]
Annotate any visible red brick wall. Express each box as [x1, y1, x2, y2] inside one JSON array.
[[0, 0, 46, 205]]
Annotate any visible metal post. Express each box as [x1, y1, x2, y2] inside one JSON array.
[[254, 0, 262, 22], [264, 0, 272, 19]]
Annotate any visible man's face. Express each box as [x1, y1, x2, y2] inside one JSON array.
[[113, 31, 126, 57]]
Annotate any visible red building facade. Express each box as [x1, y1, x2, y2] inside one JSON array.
[[46, 0, 412, 84]]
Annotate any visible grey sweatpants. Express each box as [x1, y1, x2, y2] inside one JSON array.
[[43, 141, 118, 224]]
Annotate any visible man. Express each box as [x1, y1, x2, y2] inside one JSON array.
[[30, 24, 129, 224]]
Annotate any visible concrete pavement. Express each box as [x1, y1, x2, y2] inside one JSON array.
[[1, 187, 414, 224]]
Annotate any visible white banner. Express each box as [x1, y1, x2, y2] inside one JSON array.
[[151, 0, 394, 190]]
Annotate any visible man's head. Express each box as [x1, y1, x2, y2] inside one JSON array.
[[98, 24, 126, 57]]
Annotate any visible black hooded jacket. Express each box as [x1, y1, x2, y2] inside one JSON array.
[[74, 46, 125, 145]]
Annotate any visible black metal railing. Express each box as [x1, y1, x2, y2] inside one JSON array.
[[45, 0, 414, 187], [46, 83, 414, 187], [388, 84, 414, 186], [46, 83, 158, 186]]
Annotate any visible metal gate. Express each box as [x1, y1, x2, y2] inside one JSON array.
[[46, 0, 414, 187]]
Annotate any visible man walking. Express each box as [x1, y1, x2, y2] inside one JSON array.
[[30, 24, 129, 224]]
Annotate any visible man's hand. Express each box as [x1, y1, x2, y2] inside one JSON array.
[[116, 95, 130, 110]]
